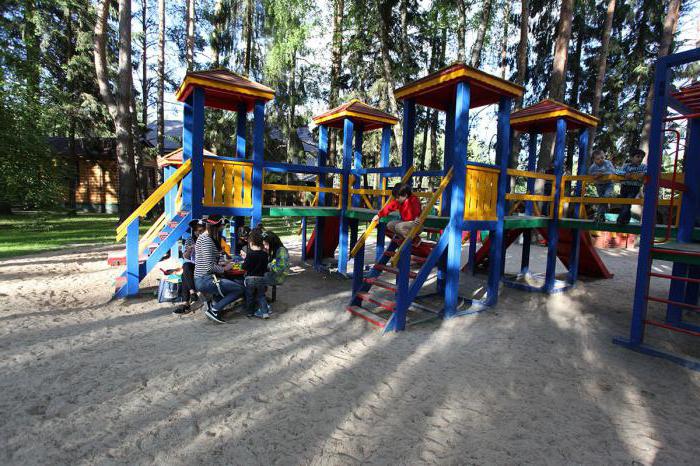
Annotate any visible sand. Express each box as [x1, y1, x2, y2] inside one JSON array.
[[0, 239, 699, 465]]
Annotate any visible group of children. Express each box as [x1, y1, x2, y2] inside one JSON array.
[[589, 148, 648, 225], [175, 215, 289, 324]]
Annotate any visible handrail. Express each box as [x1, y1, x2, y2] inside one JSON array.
[[116, 159, 192, 241], [138, 212, 167, 255], [390, 167, 454, 267], [507, 168, 556, 181], [349, 165, 416, 258]]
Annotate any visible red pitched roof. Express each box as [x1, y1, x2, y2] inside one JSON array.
[[175, 69, 275, 112], [312, 99, 398, 131], [394, 62, 524, 111], [158, 147, 218, 168], [671, 83, 700, 113], [510, 99, 599, 132]]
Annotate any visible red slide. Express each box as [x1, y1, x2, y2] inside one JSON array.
[[467, 228, 613, 279], [537, 228, 614, 279], [306, 216, 341, 259]]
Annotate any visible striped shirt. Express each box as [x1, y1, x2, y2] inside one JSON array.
[[619, 162, 647, 187], [588, 160, 616, 176], [194, 233, 224, 278]]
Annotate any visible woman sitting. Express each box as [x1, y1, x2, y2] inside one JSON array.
[[263, 230, 290, 288], [194, 215, 244, 324]]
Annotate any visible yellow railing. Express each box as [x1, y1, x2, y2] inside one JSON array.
[[263, 176, 343, 208], [203, 159, 253, 208], [349, 166, 416, 258], [116, 159, 192, 241], [560, 173, 684, 221], [504, 168, 556, 217], [138, 212, 167, 255], [390, 168, 454, 267], [465, 165, 499, 221]]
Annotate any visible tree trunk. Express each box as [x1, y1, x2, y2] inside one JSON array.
[[565, 13, 584, 174], [638, 0, 681, 157], [457, 0, 466, 62], [537, 0, 574, 171], [286, 49, 297, 162], [328, 0, 344, 169], [94, 0, 137, 221], [499, 0, 511, 79], [186, 0, 195, 70], [243, 0, 254, 76], [158, 0, 165, 156], [470, 0, 493, 69], [400, 0, 409, 64], [509, 0, 529, 169], [22, 0, 40, 95], [375, 0, 402, 157], [589, 0, 616, 156]]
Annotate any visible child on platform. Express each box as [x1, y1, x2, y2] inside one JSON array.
[[243, 229, 271, 319], [588, 149, 616, 223], [371, 183, 423, 246], [617, 149, 647, 225]]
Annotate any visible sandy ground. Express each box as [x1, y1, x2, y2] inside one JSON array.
[[0, 238, 699, 465]]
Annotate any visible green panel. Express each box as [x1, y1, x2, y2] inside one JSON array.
[[262, 206, 341, 217], [560, 219, 700, 240], [504, 216, 550, 229], [344, 208, 449, 228]]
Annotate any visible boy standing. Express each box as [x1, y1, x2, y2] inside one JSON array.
[[588, 149, 616, 223], [617, 149, 647, 225], [243, 229, 271, 319], [372, 183, 423, 246]]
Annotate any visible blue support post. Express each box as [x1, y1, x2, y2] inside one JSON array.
[[337, 118, 354, 275], [236, 103, 247, 159], [567, 128, 589, 285], [544, 118, 567, 293], [375, 126, 392, 262], [349, 126, 363, 251], [627, 60, 669, 345], [486, 97, 512, 304], [520, 133, 538, 274], [394, 238, 412, 331], [315, 125, 329, 270], [182, 88, 205, 215], [125, 217, 140, 297], [301, 216, 308, 262], [467, 229, 477, 274], [437, 103, 455, 291], [444, 82, 470, 318], [164, 166, 180, 260], [251, 101, 265, 226]]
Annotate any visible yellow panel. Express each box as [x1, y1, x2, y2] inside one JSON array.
[[203, 161, 213, 206], [232, 166, 243, 207], [224, 165, 234, 206], [243, 165, 253, 207]]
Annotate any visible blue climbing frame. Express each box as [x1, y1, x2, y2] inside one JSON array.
[[614, 47, 700, 371]]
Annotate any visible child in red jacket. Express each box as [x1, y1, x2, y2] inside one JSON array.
[[372, 183, 423, 245]]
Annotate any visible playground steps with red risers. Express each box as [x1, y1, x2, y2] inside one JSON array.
[[346, 235, 442, 331], [113, 210, 192, 297]]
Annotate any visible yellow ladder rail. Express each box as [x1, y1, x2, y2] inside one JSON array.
[[349, 166, 416, 258], [390, 167, 454, 267], [116, 159, 192, 241], [137, 212, 167, 255]]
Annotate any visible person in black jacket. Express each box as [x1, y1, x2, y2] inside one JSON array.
[[243, 229, 271, 319]]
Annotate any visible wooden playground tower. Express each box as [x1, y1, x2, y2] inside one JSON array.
[[114, 49, 699, 370]]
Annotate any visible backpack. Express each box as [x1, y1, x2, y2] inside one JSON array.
[[157, 273, 183, 303]]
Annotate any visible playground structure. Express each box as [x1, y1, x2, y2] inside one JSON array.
[[113, 49, 700, 370]]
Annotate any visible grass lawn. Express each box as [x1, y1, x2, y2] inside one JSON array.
[[0, 212, 153, 259], [0, 212, 369, 260]]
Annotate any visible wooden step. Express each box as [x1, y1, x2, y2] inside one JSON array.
[[373, 264, 418, 279], [355, 292, 396, 312], [158, 231, 170, 240], [363, 277, 397, 292], [346, 306, 387, 328], [168, 221, 180, 228]]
